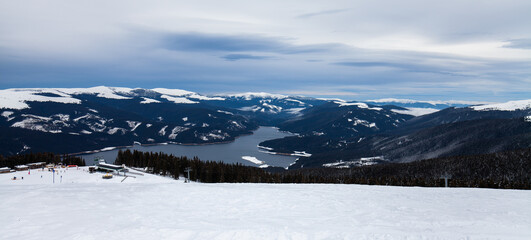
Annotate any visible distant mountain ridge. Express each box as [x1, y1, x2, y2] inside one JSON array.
[[1, 86, 529, 167]]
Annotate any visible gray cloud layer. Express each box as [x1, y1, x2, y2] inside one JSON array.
[[0, 0, 530, 101]]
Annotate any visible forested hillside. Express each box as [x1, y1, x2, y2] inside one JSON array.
[[113, 148, 530, 189]]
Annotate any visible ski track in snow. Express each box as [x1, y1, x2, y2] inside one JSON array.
[[0, 168, 530, 239]]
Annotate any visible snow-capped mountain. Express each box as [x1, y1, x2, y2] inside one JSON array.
[[261, 99, 531, 169], [212, 92, 324, 115], [365, 98, 491, 110], [470, 99, 531, 111], [0, 87, 258, 155], [277, 101, 414, 138], [1, 86, 529, 167]]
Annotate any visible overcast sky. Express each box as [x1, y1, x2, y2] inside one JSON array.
[[1, 0, 530, 101]]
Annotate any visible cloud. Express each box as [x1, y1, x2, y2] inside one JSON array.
[[1, 1, 530, 102], [334, 61, 406, 68], [162, 32, 343, 54], [296, 9, 350, 19], [222, 54, 273, 61], [503, 39, 531, 49]]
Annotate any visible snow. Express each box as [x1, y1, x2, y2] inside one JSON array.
[[284, 107, 305, 115], [360, 156, 384, 161], [349, 118, 377, 128], [257, 145, 274, 151], [525, 116, 531, 122], [159, 125, 168, 136], [241, 156, 264, 165], [126, 120, 142, 131], [0, 89, 82, 109], [11, 114, 62, 133], [189, 95, 225, 101], [471, 99, 531, 111], [140, 97, 161, 104], [152, 88, 224, 101], [334, 101, 382, 110], [217, 110, 234, 115], [224, 92, 288, 100], [0, 170, 529, 239], [285, 98, 305, 105], [168, 126, 188, 139], [73, 114, 90, 122], [160, 95, 198, 104], [292, 151, 312, 157], [100, 147, 116, 151], [152, 88, 196, 96], [239, 105, 261, 112], [367, 98, 492, 106], [58, 86, 133, 99], [182, 117, 188, 121], [392, 107, 440, 116], [107, 127, 126, 135], [1, 111, 15, 121]]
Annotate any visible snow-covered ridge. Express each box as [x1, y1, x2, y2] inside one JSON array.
[[0, 89, 82, 110], [221, 92, 288, 100], [140, 97, 160, 104], [160, 95, 198, 104], [0, 86, 229, 109], [471, 99, 531, 111], [152, 88, 225, 101], [58, 86, 134, 100], [366, 98, 492, 106], [391, 108, 440, 116], [333, 100, 382, 111]]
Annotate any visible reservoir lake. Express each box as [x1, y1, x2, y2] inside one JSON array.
[[80, 127, 298, 168]]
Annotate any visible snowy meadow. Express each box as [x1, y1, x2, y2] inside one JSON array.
[[0, 167, 530, 239]]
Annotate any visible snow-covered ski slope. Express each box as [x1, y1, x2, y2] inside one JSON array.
[[1, 168, 530, 239]]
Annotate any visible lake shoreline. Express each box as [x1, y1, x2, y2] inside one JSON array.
[[68, 130, 258, 157], [76, 127, 298, 168]]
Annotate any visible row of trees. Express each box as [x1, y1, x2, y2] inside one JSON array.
[[0, 152, 86, 168], [115, 148, 530, 189], [115, 149, 272, 183], [2, 148, 527, 189]]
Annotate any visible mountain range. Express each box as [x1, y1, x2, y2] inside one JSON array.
[[1, 86, 529, 169]]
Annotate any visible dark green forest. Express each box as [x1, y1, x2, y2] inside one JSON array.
[[0, 152, 86, 168], [114, 148, 530, 189], [2, 148, 528, 189]]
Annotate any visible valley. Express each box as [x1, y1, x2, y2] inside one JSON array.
[[1, 87, 530, 171]]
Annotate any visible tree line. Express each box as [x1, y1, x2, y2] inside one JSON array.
[[115, 148, 530, 189], [0, 152, 86, 168]]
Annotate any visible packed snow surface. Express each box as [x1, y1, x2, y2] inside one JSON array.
[[0, 168, 530, 239], [471, 99, 531, 111]]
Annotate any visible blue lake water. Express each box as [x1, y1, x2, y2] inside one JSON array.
[[80, 127, 297, 168]]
